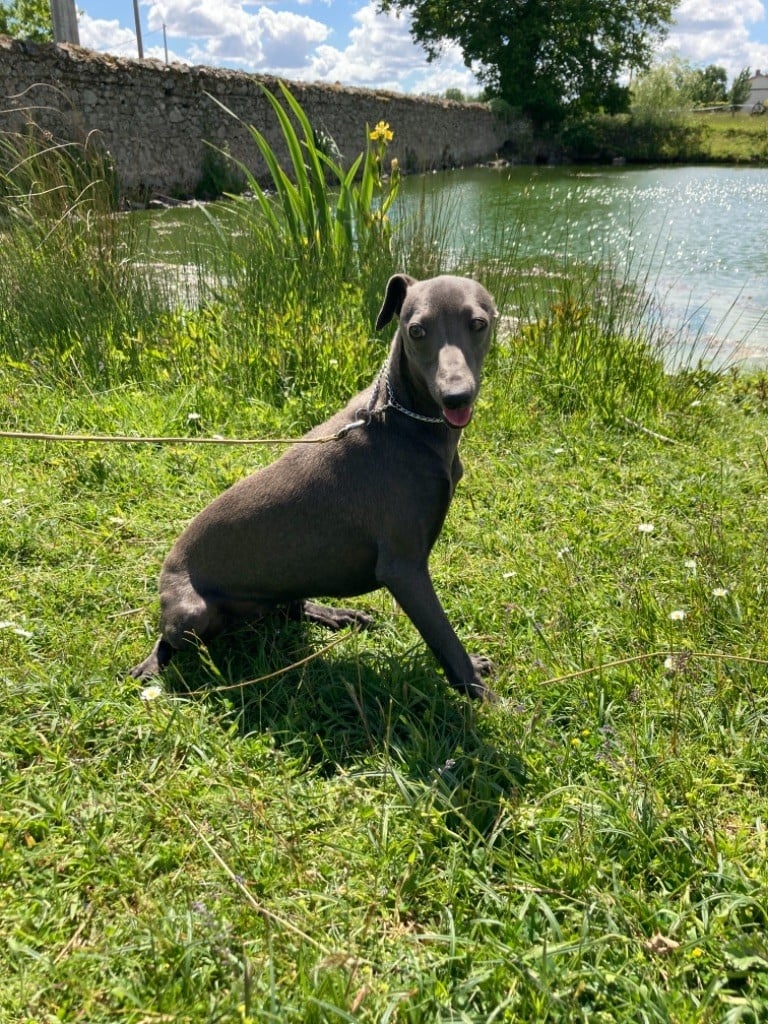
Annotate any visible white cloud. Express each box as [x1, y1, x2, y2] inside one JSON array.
[[259, 7, 330, 67], [407, 40, 483, 96], [144, 1, 330, 69], [80, 1, 479, 94], [664, 0, 768, 77], [78, 13, 139, 58], [302, 4, 480, 94], [145, 0, 235, 41]]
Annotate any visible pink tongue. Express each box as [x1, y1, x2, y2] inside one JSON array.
[[443, 405, 473, 429]]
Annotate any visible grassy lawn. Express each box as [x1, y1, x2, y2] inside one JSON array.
[[3, 97, 768, 1022], [3, 341, 768, 1021], [690, 111, 768, 163]]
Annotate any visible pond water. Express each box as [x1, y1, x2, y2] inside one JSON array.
[[144, 164, 768, 368], [398, 164, 768, 368]]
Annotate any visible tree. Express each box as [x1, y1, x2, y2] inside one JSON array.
[[729, 67, 751, 110], [631, 55, 699, 121], [0, 0, 53, 41], [691, 64, 727, 106], [377, 0, 676, 128]]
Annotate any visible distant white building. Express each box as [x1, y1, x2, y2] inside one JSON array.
[[746, 70, 768, 110]]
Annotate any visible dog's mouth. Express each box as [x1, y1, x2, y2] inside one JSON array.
[[442, 405, 473, 429]]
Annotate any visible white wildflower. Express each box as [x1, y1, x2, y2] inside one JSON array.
[[664, 652, 690, 674], [0, 620, 33, 638]]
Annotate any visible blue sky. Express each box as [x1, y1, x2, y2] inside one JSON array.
[[75, 1, 768, 94]]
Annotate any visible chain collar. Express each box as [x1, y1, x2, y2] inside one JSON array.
[[336, 358, 445, 438], [381, 365, 445, 424]]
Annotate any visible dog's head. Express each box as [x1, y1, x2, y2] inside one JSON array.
[[376, 274, 497, 429]]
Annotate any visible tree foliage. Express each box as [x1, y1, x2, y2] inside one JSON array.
[[729, 66, 752, 109], [630, 56, 698, 121], [688, 65, 751, 109], [0, 0, 53, 41], [377, 0, 675, 128], [691, 64, 727, 106], [632, 58, 754, 118]]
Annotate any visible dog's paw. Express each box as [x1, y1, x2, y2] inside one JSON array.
[[127, 638, 173, 681], [470, 654, 494, 677], [466, 655, 498, 702], [128, 658, 159, 681], [301, 601, 374, 632]]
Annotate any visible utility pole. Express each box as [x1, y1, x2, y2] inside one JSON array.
[[50, 0, 80, 45], [133, 0, 144, 59]]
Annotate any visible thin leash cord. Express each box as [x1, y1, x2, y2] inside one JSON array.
[[0, 428, 343, 446], [0, 358, 447, 448]]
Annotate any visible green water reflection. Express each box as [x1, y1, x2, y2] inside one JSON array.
[[140, 164, 768, 365]]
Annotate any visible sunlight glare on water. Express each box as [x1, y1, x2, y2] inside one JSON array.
[[400, 165, 768, 368]]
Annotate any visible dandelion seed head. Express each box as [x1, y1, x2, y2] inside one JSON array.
[[638, 523, 655, 534]]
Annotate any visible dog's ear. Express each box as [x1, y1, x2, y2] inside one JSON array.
[[375, 274, 417, 330]]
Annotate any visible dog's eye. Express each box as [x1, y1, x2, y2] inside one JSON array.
[[408, 323, 426, 339], [470, 317, 488, 332]]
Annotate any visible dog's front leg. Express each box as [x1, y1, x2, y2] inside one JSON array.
[[376, 553, 496, 701]]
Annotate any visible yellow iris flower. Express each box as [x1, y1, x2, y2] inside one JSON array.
[[369, 121, 394, 142]]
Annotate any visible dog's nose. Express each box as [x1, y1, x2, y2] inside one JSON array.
[[442, 390, 474, 410]]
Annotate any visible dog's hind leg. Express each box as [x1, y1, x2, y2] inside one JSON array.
[[290, 600, 374, 632], [130, 577, 226, 680]]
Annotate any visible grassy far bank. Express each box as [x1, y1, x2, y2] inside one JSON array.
[[3, 102, 768, 1021], [562, 108, 768, 165], [688, 110, 768, 163]]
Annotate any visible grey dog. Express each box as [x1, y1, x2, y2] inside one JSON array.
[[131, 273, 498, 700]]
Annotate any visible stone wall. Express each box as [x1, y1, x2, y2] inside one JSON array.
[[0, 36, 513, 200]]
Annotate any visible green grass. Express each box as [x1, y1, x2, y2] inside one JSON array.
[[563, 109, 768, 165], [4, 347, 768, 1022], [4, 97, 768, 1022], [688, 111, 768, 163]]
